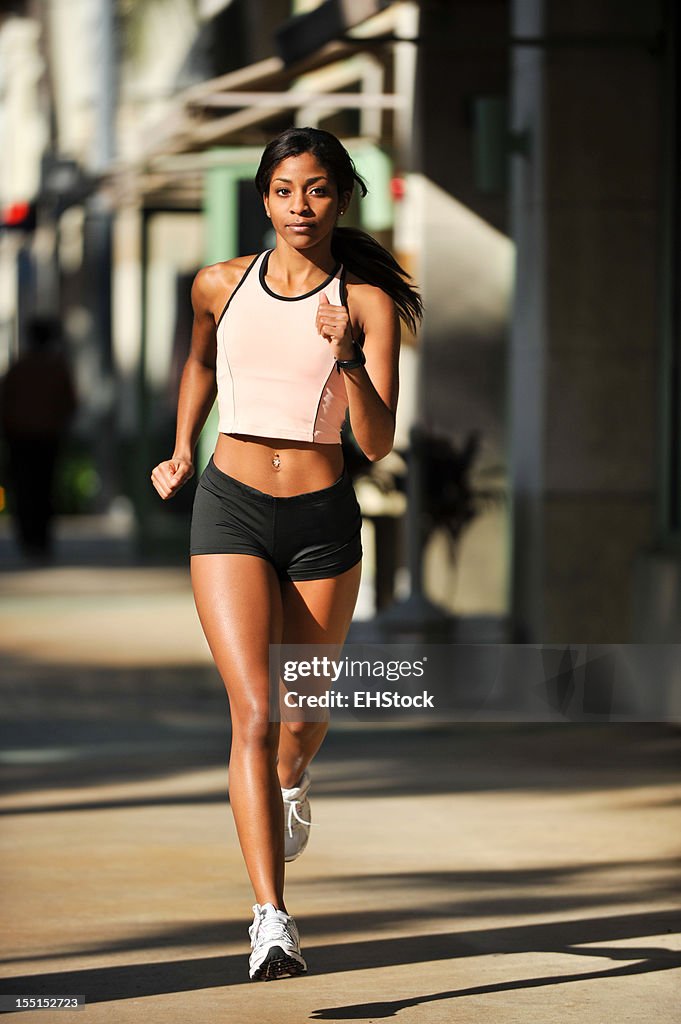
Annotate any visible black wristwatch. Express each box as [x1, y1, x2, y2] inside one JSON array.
[[335, 341, 366, 373]]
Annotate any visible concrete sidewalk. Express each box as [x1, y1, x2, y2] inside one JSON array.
[[0, 566, 680, 1023]]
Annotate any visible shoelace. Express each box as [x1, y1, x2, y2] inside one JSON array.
[[251, 906, 297, 948], [285, 798, 313, 839]]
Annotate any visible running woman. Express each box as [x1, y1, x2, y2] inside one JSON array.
[[150, 127, 422, 981]]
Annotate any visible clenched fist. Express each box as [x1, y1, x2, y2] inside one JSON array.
[[150, 457, 194, 500], [316, 292, 355, 361]]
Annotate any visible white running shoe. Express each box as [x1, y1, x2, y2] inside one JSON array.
[[248, 902, 307, 981], [281, 769, 312, 863]]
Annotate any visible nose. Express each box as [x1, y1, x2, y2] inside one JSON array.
[[289, 192, 311, 215]]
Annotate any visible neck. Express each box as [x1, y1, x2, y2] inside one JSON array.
[[269, 238, 337, 286]]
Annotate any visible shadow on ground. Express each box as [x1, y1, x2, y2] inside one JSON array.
[[0, 908, 678, 1012]]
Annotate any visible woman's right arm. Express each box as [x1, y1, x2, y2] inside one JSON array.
[[150, 265, 220, 500]]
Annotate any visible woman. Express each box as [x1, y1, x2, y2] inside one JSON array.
[[150, 127, 422, 981]]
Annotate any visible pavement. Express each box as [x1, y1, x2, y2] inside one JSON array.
[[0, 538, 680, 1023]]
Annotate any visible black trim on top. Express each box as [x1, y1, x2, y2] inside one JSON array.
[[339, 263, 348, 309], [215, 252, 262, 330], [339, 264, 365, 348], [259, 249, 341, 301]]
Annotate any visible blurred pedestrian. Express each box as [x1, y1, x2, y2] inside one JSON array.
[[0, 315, 77, 560], [151, 127, 422, 981]]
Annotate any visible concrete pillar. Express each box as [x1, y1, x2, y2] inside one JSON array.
[[508, 0, 664, 641]]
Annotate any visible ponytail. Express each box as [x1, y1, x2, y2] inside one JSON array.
[[331, 226, 423, 334]]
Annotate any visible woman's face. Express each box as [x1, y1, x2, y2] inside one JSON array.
[[263, 151, 350, 250]]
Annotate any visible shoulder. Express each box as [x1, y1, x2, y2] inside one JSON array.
[[192, 254, 260, 320], [344, 272, 398, 326]]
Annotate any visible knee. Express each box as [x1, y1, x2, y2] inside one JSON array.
[[231, 705, 280, 754], [283, 718, 328, 740]]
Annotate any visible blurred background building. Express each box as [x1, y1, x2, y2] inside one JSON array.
[[0, 0, 678, 646]]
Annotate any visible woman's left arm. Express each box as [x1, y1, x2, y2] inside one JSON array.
[[318, 284, 400, 462]]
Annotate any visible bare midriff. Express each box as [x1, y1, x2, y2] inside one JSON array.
[[213, 431, 345, 497]]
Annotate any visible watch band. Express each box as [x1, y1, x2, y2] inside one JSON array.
[[335, 341, 366, 373]]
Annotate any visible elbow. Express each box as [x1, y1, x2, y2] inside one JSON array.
[[357, 414, 395, 462], [366, 450, 389, 464], [364, 439, 394, 463]]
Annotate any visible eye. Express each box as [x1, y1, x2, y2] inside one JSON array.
[[310, 187, 327, 196], [275, 188, 290, 196]]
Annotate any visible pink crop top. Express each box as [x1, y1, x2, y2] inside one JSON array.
[[215, 250, 354, 444]]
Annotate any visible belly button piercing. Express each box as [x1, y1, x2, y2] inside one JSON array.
[[272, 452, 281, 469]]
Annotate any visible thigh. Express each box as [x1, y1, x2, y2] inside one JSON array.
[[281, 560, 362, 646], [191, 553, 284, 723], [277, 563, 362, 712]]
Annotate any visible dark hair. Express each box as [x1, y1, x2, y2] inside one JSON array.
[[255, 127, 423, 333]]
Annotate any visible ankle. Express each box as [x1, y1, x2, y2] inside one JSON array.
[[279, 766, 308, 790], [257, 898, 288, 915]]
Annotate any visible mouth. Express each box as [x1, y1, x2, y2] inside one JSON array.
[[287, 223, 315, 231]]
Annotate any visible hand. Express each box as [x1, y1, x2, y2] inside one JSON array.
[[150, 457, 194, 500], [316, 293, 354, 361]]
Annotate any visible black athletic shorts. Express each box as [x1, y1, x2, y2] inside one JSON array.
[[190, 455, 363, 581]]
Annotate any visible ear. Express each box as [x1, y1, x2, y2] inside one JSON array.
[[263, 194, 271, 219], [338, 190, 352, 217]]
